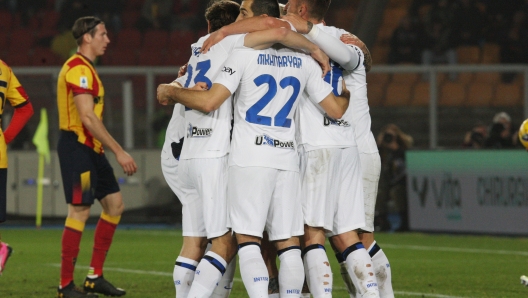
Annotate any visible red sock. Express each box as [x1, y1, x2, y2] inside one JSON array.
[[60, 218, 85, 288], [89, 212, 120, 277]]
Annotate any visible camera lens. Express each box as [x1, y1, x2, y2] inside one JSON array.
[[383, 133, 394, 144]]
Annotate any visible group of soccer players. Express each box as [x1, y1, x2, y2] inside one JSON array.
[[158, 0, 395, 297], [0, 0, 396, 297]]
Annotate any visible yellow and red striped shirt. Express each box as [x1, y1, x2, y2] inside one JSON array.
[[0, 59, 30, 168], [57, 53, 105, 154]]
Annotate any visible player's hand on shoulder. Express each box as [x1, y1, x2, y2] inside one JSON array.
[[190, 82, 209, 91], [310, 48, 330, 77], [177, 63, 188, 78], [201, 29, 225, 54], [340, 32, 372, 72], [281, 13, 310, 34], [116, 150, 137, 176]]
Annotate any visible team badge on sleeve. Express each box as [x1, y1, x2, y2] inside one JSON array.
[[80, 76, 88, 89]]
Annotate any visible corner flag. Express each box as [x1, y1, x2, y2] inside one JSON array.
[[32, 108, 50, 164], [32, 108, 50, 228]]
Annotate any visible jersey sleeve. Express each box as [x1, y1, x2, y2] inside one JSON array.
[[304, 58, 334, 104], [307, 26, 361, 71], [65, 64, 95, 96], [213, 50, 245, 94], [6, 68, 30, 107]]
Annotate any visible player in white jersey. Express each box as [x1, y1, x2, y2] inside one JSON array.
[[160, 2, 240, 297], [283, 1, 394, 297], [158, 3, 350, 297]]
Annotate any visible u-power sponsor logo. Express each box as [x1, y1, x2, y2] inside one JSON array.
[[323, 115, 350, 127], [187, 123, 213, 138], [255, 134, 294, 149]]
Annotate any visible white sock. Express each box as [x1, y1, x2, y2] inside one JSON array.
[[187, 251, 227, 298], [278, 247, 304, 297], [238, 243, 269, 297], [269, 294, 280, 298], [173, 256, 199, 298], [368, 242, 394, 298], [303, 245, 332, 297], [211, 257, 236, 297], [343, 243, 379, 297], [338, 261, 357, 297]]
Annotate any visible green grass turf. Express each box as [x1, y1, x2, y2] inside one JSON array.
[[0, 228, 527, 297]]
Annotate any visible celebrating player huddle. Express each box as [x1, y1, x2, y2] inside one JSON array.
[[158, 0, 394, 297]]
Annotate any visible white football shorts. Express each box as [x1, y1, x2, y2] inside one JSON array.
[[299, 146, 366, 236], [359, 152, 381, 232], [227, 166, 304, 241], [176, 156, 229, 239]]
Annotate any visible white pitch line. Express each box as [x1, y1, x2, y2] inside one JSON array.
[[48, 264, 470, 298], [48, 264, 173, 276], [381, 244, 528, 256]]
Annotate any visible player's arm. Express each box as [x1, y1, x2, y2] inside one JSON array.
[[282, 14, 361, 71], [158, 80, 210, 106], [318, 83, 350, 120], [340, 33, 372, 72], [3, 70, 34, 144], [202, 15, 289, 53], [74, 94, 137, 175], [244, 27, 330, 75], [157, 83, 231, 113]]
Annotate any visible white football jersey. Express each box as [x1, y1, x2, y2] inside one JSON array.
[[215, 43, 333, 172], [318, 24, 378, 154], [161, 103, 186, 159], [175, 34, 244, 159]]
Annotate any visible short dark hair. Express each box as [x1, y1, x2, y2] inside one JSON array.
[[72, 16, 103, 46], [205, 1, 241, 33], [207, 0, 241, 9], [251, 0, 280, 18], [301, 0, 331, 21]]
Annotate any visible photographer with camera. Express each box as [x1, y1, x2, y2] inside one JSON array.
[[485, 112, 519, 149], [376, 124, 413, 232]]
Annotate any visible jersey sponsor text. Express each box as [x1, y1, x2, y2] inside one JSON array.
[[187, 123, 213, 138], [255, 134, 294, 150]]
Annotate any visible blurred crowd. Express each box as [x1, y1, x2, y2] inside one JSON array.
[[0, 0, 213, 32], [388, 0, 528, 81]]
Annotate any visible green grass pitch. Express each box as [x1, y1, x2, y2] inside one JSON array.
[[0, 228, 527, 297]]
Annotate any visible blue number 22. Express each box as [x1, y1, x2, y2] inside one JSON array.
[[245, 74, 300, 128]]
